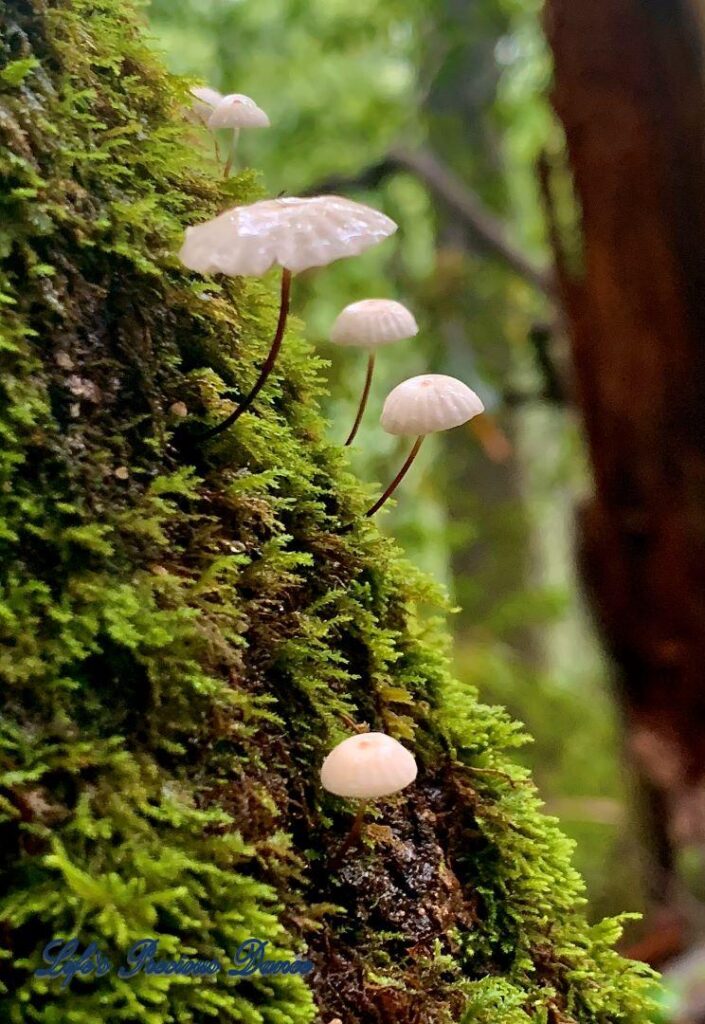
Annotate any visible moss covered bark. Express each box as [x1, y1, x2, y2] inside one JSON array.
[[0, 1, 655, 1022]]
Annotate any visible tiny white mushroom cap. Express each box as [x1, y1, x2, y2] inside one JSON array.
[[189, 85, 223, 123], [320, 732, 417, 799], [179, 196, 398, 277], [381, 373, 484, 436], [330, 299, 419, 349], [208, 93, 270, 130]]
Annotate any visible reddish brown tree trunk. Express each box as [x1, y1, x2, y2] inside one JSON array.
[[544, 0, 705, 927]]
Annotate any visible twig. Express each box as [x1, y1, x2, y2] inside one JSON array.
[[391, 146, 555, 297], [305, 148, 554, 298]]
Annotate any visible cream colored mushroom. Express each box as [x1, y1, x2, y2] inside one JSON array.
[[366, 374, 484, 517], [179, 197, 397, 440], [207, 93, 270, 176], [187, 86, 224, 163], [381, 373, 484, 435], [329, 299, 419, 446], [330, 300, 418, 350], [320, 732, 417, 799], [208, 93, 270, 130], [189, 86, 222, 123], [321, 732, 417, 862], [180, 197, 396, 277]]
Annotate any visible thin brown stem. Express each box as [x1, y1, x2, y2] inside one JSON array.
[[344, 351, 376, 446], [201, 267, 292, 442], [365, 435, 424, 517], [328, 801, 369, 870]]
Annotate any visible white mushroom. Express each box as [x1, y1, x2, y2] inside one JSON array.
[[321, 732, 417, 863], [187, 86, 225, 164], [330, 299, 418, 350], [320, 732, 417, 799], [208, 93, 270, 130], [207, 93, 270, 177], [330, 300, 419, 446], [381, 373, 484, 436], [321, 729, 416, 864], [189, 85, 222, 126], [180, 197, 396, 277], [179, 198, 397, 440], [366, 374, 484, 517]]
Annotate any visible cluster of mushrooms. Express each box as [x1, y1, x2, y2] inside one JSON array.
[[181, 87, 487, 837]]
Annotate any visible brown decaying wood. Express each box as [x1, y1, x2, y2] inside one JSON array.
[[544, 0, 705, 907]]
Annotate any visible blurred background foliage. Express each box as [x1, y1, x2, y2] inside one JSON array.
[[147, 0, 647, 931]]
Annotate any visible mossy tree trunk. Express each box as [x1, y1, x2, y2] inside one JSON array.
[[0, 1, 654, 1021], [544, 0, 705, 939]]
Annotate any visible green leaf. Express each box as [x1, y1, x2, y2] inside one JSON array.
[[0, 58, 40, 86]]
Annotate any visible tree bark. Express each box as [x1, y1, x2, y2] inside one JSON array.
[[544, 0, 705, 923]]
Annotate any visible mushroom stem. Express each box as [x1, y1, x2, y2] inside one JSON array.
[[365, 435, 424, 517], [223, 127, 240, 177], [344, 351, 376, 447], [201, 267, 292, 441], [329, 801, 369, 870]]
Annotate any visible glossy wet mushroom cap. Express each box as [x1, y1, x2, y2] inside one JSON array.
[[330, 299, 418, 349], [320, 732, 418, 799], [380, 373, 484, 436], [179, 195, 398, 278]]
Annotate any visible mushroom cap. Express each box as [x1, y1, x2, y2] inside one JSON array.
[[208, 92, 271, 130], [179, 196, 398, 277], [189, 85, 223, 123], [320, 732, 417, 799], [380, 373, 484, 436], [330, 299, 419, 349]]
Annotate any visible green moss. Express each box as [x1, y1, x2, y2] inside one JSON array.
[[0, 1, 656, 1022]]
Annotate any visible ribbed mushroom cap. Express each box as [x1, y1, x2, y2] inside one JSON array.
[[381, 373, 484, 436], [179, 196, 398, 278], [330, 299, 418, 349], [320, 733, 417, 799], [208, 93, 271, 130]]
